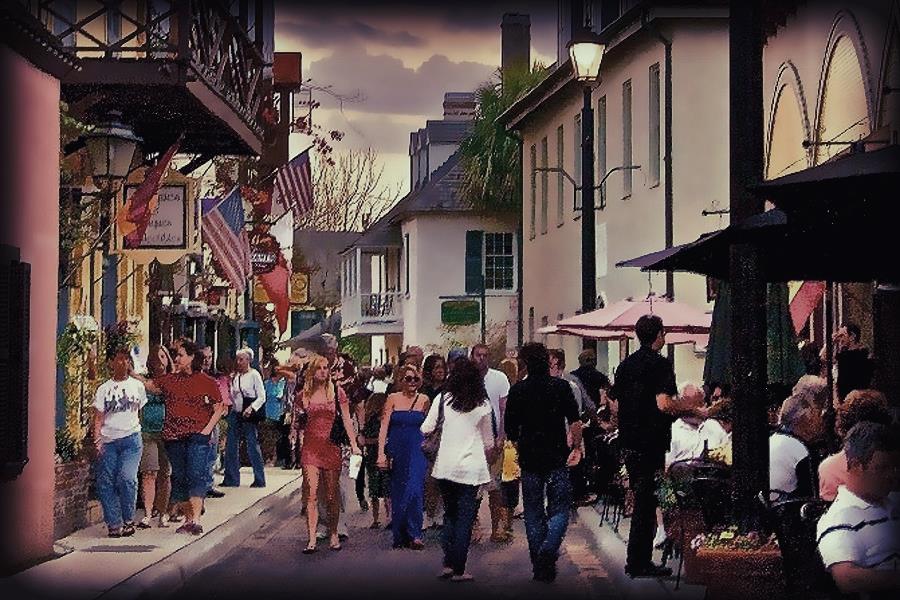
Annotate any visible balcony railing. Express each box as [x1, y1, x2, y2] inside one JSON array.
[[27, 0, 267, 140], [360, 292, 402, 320]]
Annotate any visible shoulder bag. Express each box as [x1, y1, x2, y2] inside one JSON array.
[[329, 383, 351, 446], [237, 373, 265, 424], [421, 392, 446, 462]]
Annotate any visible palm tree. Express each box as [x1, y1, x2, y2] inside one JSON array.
[[459, 64, 547, 212]]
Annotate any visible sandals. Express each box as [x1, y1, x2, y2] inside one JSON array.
[[329, 543, 342, 552], [438, 568, 454, 579], [137, 517, 152, 529]]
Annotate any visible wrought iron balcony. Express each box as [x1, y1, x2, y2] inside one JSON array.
[[24, 0, 271, 155]]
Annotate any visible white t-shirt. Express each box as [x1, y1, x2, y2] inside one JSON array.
[[769, 431, 809, 497], [230, 368, 266, 412], [93, 377, 147, 442], [483, 368, 510, 435], [817, 487, 900, 572], [666, 418, 731, 469], [421, 393, 495, 486]]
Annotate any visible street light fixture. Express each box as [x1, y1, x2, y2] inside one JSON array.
[[84, 111, 142, 187], [568, 25, 605, 350]]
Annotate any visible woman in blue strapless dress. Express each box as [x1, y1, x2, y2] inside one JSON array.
[[377, 364, 431, 549]]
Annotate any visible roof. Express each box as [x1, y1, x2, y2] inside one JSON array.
[[425, 120, 474, 144], [343, 150, 473, 253]]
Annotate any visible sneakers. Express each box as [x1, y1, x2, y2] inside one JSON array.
[[450, 574, 474, 582], [206, 488, 226, 498]]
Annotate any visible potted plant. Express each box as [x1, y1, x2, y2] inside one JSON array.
[[688, 526, 783, 599]]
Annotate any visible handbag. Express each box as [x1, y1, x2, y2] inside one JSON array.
[[329, 383, 351, 446], [237, 373, 265, 424], [421, 392, 445, 461]]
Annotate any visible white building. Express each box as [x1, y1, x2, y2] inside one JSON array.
[[339, 93, 519, 364], [500, 0, 730, 382]]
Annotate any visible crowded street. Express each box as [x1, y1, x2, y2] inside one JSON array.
[[2, 1, 899, 599]]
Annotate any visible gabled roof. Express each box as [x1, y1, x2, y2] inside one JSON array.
[[343, 150, 472, 253]]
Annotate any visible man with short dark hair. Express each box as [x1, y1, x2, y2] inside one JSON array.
[[571, 349, 610, 411], [816, 421, 900, 596], [506, 343, 582, 582], [611, 314, 692, 578], [831, 322, 874, 401]]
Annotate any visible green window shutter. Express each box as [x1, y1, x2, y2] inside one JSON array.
[[465, 230, 484, 294]]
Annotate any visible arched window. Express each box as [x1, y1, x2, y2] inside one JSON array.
[[766, 63, 811, 179]]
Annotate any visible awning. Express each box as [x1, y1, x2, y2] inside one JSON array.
[[281, 310, 342, 351], [616, 208, 900, 282], [557, 296, 711, 334], [789, 281, 825, 334]]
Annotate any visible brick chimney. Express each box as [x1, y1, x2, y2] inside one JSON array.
[[442, 92, 477, 121], [501, 13, 531, 75]]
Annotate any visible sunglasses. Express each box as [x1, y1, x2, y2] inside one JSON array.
[[403, 375, 421, 383]]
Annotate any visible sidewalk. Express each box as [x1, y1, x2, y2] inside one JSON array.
[[576, 506, 707, 600], [2, 467, 302, 600]]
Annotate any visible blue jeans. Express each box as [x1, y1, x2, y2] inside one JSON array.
[[223, 412, 265, 486], [438, 479, 480, 576], [165, 434, 212, 503], [96, 432, 143, 529], [521, 467, 573, 569]]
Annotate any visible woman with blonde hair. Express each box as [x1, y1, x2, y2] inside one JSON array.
[[299, 354, 361, 553], [377, 363, 431, 549]]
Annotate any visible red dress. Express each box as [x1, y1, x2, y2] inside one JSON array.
[[300, 387, 348, 472]]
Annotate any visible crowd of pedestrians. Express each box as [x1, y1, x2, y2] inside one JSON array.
[[88, 315, 897, 595]]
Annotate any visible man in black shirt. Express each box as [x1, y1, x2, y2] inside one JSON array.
[[611, 314, 689, 578], [571, 348, 611, 410], [833, 322, 874, 401], [505, 343, 583, 583]]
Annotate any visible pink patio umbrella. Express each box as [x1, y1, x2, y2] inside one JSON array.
[[553, 326, 709, 348], [557, 295, 712, 335]]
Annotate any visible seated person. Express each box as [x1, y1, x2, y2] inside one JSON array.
[[819, 389, 891, 501], [665, 382, 727, 470], [816, 421, 900, 597], [770, 393, 824, 500], [706, 398, 734, 466]]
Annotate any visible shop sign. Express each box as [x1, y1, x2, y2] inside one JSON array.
[[123, 184, 187, 249], [441, 300, 480, 326], [249, 231, 280, 275]]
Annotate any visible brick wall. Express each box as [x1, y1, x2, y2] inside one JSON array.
[[53, 460, 101, 539]]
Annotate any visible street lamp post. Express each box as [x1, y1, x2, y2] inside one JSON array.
[[568, 27, 605, 350]]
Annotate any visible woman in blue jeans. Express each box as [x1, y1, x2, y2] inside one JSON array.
[[92, 346, 148, 537], [221, 348, 267, 487], [142, 340, 227, 535], [420, 357, 496, 582]]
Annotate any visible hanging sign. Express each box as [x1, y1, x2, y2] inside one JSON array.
[[249, 230, 280, 275], [123, 184, 187, 249]]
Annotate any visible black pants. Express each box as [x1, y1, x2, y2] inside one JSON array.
[[275, 418, 291, 465], [623, 451, 663, 570]]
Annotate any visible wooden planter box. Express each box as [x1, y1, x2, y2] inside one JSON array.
[[54, 458, 100, 538], [689, 547, 783, 600]]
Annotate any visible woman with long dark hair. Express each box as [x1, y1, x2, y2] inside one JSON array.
[[421, 357, 496, 582], [362, 392, 391, 528]]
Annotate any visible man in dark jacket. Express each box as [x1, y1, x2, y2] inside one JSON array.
[[571, 349, 610, 411], [611, 314, 692, 578], [506, 343, 583, 583]]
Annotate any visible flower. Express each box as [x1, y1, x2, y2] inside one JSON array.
[[690, 527, 778, 551]]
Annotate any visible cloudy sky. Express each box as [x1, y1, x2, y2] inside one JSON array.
[[275, 1, 558, 198]]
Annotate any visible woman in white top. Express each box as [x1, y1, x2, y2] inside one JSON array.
[[222, 348, 268, 488], [421, 357, 496, 582]]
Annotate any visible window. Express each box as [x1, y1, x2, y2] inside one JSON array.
[[649, 63, 661, 186], [483, 232, 515, 291], [622, 79, 633, 197], [529, 144, 536, 239], [540, 137, 548, 234], [574, 113, 582, 188], [556, 125, 565, 226], [597, 96, 607, 206]]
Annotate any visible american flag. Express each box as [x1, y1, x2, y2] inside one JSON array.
[[272, 149, 314, 223], [201, 187, 252, 294]]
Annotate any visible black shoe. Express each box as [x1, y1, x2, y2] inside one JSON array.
[[250, 482, 266, 488], [625, 564, 673, 578], [219, 481, 239, 487], [359, 499, 370, 511], [207, 488, 226, 498]]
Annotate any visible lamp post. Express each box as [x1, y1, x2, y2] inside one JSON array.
[[568, 27, 605, 350], [84, 111, 142, 188]]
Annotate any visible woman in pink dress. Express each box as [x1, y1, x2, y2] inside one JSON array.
[[298, 355, 361, 553]]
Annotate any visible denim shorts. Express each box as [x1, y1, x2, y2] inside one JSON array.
[[165, 434, 212, 503]]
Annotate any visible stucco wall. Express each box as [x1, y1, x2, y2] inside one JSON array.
[[519, 17, 728, 383], [402, 213, 518, 351], [0, 44, 60, 572]]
